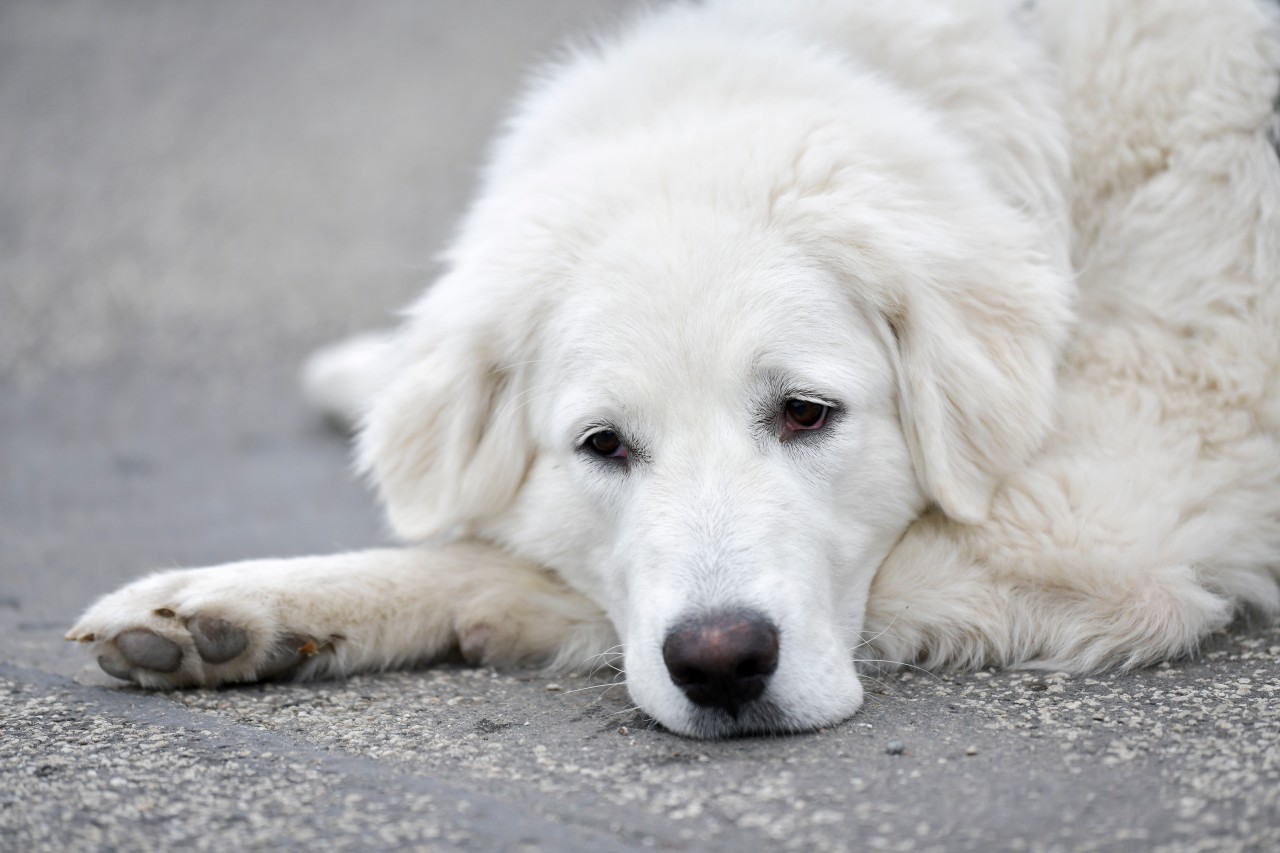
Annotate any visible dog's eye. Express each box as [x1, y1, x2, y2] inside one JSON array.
[[585, 429, 629, 460], [784, 399, 829, 432]]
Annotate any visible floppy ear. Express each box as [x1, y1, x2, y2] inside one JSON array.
[[867, 252, 1072, 525], [356, 328, 534, 542]]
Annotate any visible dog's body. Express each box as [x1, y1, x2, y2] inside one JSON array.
[[69, 0, 1280, 738]]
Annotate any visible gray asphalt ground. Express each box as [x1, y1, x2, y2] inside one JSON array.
[[2, 2, 1278, 851]]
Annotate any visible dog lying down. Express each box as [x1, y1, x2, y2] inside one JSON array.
[[68, 0, 1280, 738]]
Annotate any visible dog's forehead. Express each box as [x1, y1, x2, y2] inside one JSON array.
[[536, 229, 890, 427], [582, 210, 844, 330]]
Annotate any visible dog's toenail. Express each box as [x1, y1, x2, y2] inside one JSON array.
[[115, 629, 182, 672], [188, 615, 249, 664], [256, 634, 313, 680], [97, 653, 135, 681]]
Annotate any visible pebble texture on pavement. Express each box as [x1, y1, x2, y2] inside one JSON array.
[[5, 629, 1279, 851], [2, 1, 1278, 850]]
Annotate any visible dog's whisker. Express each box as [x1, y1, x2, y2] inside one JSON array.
[[853, 608, 908, 651], [582, 651, 625, 666], [555, 679, 629, 697], [502, 381, 562, 404], [600, 703, 645, 722], [587, 660, 627, 675], [491, 384, 563, 425], [586, 661, 625, 680], [499, 389, 562, 422], [576, 643, 629, 680], [510, 390, 560, 414], [584, 657, 626, 679], [487, 358, 550, 377], [851, 631, 910, 653], [579, 644, 627, 666], [851, 658, 944, 683]]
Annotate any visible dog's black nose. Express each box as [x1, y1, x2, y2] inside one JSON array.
[[662, 611, 780, 718]]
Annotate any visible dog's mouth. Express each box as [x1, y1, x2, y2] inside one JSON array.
[[674, 695, 800, 739]]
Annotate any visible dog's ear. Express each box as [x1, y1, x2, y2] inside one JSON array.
[[356, 325, 534, 541], [865, 249, 1071, 525]]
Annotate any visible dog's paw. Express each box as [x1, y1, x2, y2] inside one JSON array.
[[65, 570, 342, 688]]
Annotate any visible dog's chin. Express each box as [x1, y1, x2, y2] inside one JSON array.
[[646, 682, 866, 740], [668, 698, 806, 739]]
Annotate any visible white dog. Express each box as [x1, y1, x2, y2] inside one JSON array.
[[68, 0, 1280, 738]]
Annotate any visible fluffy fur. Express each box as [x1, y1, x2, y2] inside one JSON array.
[[70, 0, 1280, 738]]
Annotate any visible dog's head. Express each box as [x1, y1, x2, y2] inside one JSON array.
[[358, 62, 1072, 737]]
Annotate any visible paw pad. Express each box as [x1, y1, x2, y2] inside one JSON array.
[[74, 599, 340, 687], [96, 652, 134, 681], [188, 615, 249, 664], [114, 628, 182, 673]]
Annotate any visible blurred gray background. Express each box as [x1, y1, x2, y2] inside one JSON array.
[[0, 0, 634, 642], [2, 2, 1277, 851]]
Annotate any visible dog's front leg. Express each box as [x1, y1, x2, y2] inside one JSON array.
[[66, 543, 614, 688]]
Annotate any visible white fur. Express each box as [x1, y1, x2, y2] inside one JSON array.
[[71, 0, 1280, 739]]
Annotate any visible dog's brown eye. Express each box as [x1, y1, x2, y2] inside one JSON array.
[[586, 430, 628, 459], [784, 399, 828, 432]]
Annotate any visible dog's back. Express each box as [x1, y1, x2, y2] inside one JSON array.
[[867, 0, 1280, 672]]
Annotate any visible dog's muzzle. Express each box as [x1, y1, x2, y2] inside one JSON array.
[[661, 610, 779, 719]]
